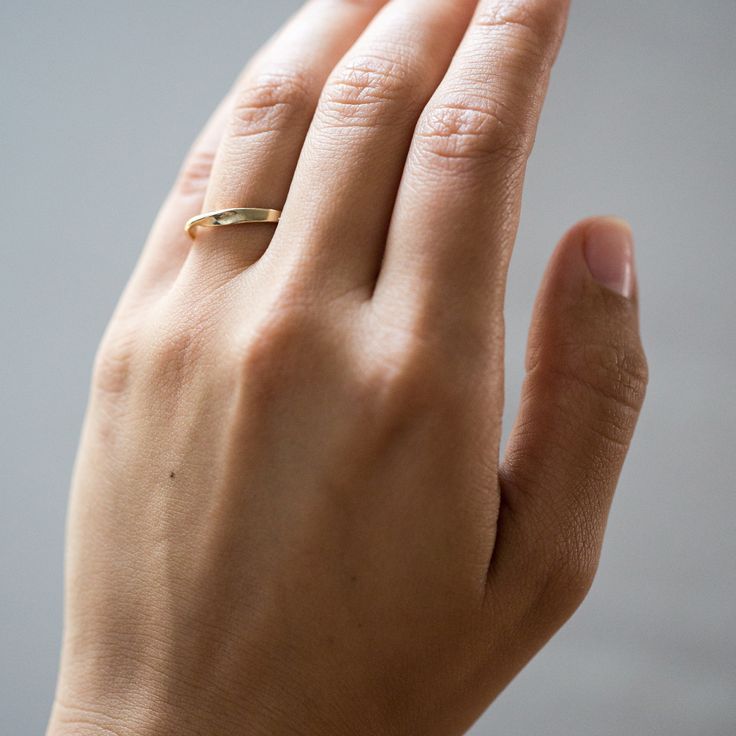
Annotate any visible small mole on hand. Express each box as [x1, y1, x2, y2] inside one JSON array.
[[169, 471, 175, 479], [350, 574, 357, 583]]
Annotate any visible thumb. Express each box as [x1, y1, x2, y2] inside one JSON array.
[[488, 217, 649, 632]]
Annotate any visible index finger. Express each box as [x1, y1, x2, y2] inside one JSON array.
[[373, 0, 570, 345]]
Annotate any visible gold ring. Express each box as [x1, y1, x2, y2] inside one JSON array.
[[185, 208, 281, 239]]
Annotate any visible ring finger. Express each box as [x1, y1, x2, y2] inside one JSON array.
[[182, 0, 388, 284]]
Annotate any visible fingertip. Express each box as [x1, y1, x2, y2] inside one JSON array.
[[526, 215, 644, 375], [581, 217, 635, 299], [547, 216, 637, 302]]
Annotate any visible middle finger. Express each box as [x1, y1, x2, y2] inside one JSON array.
[[265, 0, 479, 295]]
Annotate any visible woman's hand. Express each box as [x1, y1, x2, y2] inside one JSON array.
[[48, 0, 648, 734]]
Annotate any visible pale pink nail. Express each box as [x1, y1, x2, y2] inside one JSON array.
[[583, 218, 634, 298]]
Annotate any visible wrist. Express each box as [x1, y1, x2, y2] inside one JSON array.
[[47, 669, 340, 736], [47, 676, 243, 736]]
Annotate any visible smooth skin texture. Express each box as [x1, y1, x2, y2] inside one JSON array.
[[47, 0, 649, 734]]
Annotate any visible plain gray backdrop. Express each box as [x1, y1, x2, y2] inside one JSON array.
[[2, 1, 734, 733]]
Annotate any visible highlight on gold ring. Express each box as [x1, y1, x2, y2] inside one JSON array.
[[185, 208, 281, 239]]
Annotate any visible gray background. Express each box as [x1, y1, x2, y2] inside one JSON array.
[[1, 0, 734, 733]]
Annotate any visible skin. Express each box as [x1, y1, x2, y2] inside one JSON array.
[[47, 0, 649, 734]]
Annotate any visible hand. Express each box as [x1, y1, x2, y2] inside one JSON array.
[[48, 0, 648, 734]]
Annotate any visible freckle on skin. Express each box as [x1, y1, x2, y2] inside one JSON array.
[[169, 471, 175, 479], [350, 575, 357, 583]]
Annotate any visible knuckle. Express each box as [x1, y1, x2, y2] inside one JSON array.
[[91, 326, 139, 399], [360, 341, 453, 425], [532, 338, 649, 440], [521, 512, 601, 620], [91, 305, 209, 403], [575, 340, 649, 414], [143, 317, 206, 389], [414, 97, 527, 172], [475, 0, 564, 58], [500, 477, 601, 625], [234, 310, 302, 373], [228, 67, 315, 140], [537, 541, 599, 616], [175, 148, 215, 196], [318, 51, 418, 130], [228, 304, 326, 398]]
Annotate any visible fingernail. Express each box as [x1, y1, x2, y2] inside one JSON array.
[[583, 218, 634, 298]]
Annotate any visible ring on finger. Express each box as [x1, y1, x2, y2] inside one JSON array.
[[185, 207, 281, 240]]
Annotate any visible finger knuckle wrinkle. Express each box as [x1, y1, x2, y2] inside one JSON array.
[[416, 99, 525, 171], [320, 53, 416, 129], [176, 149, 215, 196], [542, 341, 649, 415], [475, 0, 562, 55], [582, 342, 649, 413], [229, 69, 314, 140]]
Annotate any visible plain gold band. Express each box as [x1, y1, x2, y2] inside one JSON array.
[[185, 208, 281, 239]]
